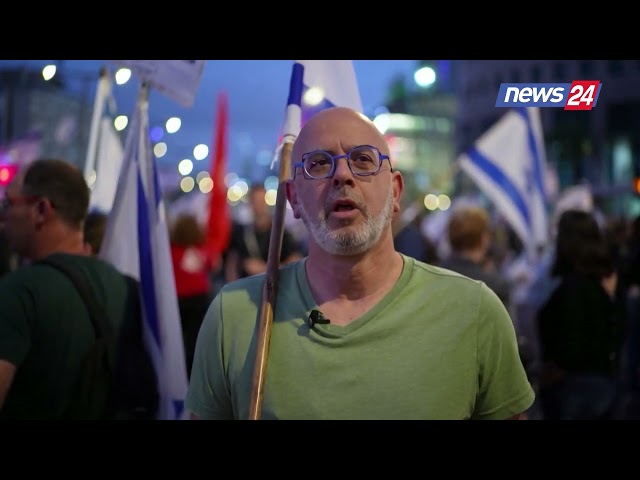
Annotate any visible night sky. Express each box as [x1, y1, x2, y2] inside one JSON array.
[[0, 60, 419, 180]]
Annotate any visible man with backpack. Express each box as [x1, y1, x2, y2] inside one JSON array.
[[0, 158, 158, 419]]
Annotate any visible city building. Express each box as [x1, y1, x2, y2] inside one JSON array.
[[377, 60, 459, 209], [0, 66, 94, 171]]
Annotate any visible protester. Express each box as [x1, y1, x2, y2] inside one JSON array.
[[224, 183, 303, 282], [537, 209, 624, 420], [393, 204, 437, 264], [439, 204, 511, 307], [169, 213, 215, 379], [186, 107, 535, 420], [0, 158, 150, 419]]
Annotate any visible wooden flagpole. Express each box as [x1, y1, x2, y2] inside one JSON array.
[[247, 138, 294, 420]]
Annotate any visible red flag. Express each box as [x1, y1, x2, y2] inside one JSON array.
[[206, 91, 231, 268]]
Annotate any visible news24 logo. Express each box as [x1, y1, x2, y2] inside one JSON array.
[[495, 81, 602, 110]]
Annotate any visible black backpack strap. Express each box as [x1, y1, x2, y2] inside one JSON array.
[[38, 256, 114, 339]]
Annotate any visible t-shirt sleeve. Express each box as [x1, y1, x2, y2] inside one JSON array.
[[472, 283, 535, 419], [0, 276, 32, 366], [185, 291, 233, 419]]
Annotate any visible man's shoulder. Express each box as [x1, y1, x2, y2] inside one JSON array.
[[45, 253, 124, 277], [219, 259, 302, 299], [408, 255, 484, 287], [6, 253, 128, 291], [0, 256, 96, 303], [0, 264, 42, 291]]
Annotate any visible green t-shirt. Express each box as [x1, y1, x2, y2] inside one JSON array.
[[0, 253, 132, 419], [186, 254, 535, 420]]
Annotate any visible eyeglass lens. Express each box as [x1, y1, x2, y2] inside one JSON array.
[[304, 146, 380, 178]]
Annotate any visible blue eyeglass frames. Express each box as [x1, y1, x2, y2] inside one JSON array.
[[293, 145, 392, 180]]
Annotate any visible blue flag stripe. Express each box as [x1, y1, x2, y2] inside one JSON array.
[[286, 62, 339, 123], [137, 170, 161, 346], [467, 146, 532, 229], [516, 107, 547, 205], [287, 62, 304, 108]]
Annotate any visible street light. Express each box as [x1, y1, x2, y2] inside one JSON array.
[[114, 68, 132, 85], [414, 66, 436, 89], [165, 117, 181, 134], [42, 65, 56, 81]]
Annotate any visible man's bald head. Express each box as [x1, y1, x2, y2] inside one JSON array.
[[291, 107, 390, 172]]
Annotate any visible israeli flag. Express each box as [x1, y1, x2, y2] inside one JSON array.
[[281, 60, 363, 144], [85, 67, 124, 214], [99, 86, 188, 420], [89, 116, 124, 213], [458, 107, 549, 260]]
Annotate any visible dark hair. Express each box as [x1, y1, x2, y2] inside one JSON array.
[[552, 209, 613, 278], [23, 158, 90, 229], [84, 210, 108, 255], [170, 214, 205, 246]]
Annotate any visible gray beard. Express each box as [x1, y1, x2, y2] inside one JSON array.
[[298, 188, 395, 256]]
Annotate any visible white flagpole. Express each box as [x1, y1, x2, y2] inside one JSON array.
[[84, 65, 111, 184]]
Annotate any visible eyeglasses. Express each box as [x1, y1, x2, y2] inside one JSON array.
[[0, 193, 40, 210], [294, 145, 392, 180]]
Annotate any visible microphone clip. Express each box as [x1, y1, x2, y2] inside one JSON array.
[[308, 310, 330, 328]]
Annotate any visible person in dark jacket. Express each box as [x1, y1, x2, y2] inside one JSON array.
[[537, 209, 623, 420]]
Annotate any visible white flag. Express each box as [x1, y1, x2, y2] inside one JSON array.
[[111, 60, 205, 108], [89, 117, 124, 213], [458, 107, 549, 260], [84, 67, 124, 213], [99, 86, 188, 420], [282, 60, 363, 138], [273, 60, 363, 168]]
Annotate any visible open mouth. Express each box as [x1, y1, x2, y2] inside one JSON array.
[[331, 199, 358, 212], [327, 199, 360, 219]]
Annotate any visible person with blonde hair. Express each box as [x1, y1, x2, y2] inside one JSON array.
[[440, 204, 510, 306]]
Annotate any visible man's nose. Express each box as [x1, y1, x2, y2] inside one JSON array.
[[332, 156, 355, 187]]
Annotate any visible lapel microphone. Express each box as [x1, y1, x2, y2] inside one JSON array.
[[308, 309, 331, 328]]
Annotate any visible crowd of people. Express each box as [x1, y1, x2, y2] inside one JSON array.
[[1, 106, 639, 420]]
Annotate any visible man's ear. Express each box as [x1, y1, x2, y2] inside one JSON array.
[[285, 179, 301, 219], [34, 197, 54, 223], [392, 171, 404, 214]]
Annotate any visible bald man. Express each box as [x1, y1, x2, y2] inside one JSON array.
[[186, 107, 534, 420]]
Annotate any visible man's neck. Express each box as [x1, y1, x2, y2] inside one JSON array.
[[305, 235, 403, 303], [30, 227, 87, 262]]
